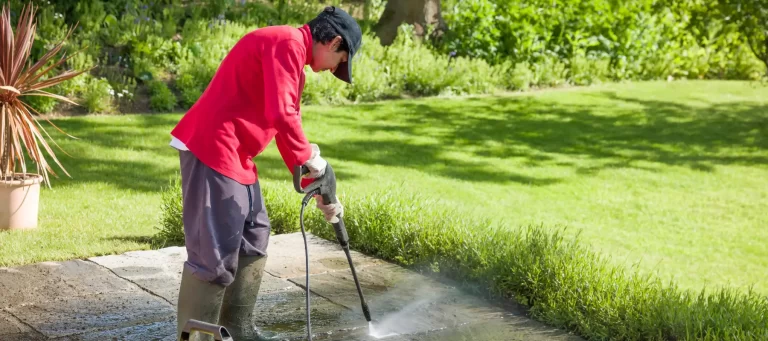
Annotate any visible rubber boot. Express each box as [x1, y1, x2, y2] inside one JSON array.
[[177, 266, 226, 341], [218, 255, 275, 340]]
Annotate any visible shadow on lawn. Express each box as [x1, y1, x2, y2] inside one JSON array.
[[35, 91, 768, 189], [39, 114, 358, 192], [335, 91, 768, 183], [320, 138, 561, 185], [45, 156, 180, 192], [35, 115, 181, 192]]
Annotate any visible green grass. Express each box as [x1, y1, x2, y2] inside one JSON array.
[[1, 114, 181, 265], [3, 80, 767, 299], [263, 183, 768, 340]]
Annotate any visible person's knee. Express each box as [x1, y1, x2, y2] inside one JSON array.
[[184, 260, 236, 287]]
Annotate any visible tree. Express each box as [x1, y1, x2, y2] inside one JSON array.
[[719, 0, 768, 75], [373, 0, 446, 45]]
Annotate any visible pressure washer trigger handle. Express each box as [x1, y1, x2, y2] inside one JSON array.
[[322, 193, 336, 205], [292, 165, 310, 193]]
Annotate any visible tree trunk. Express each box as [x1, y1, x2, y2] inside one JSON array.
[[373, 0, 446, 46]]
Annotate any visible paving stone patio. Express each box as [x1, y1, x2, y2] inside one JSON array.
[[0, 233, 583, 341]]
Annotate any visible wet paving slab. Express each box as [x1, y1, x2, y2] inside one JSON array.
[[0, 310, 46, 341], [0, 233, 583, 341], [263, 233, 387, 279], [270, 261, 582, 341], [56, 319, 176, 341], [0, 259, 174, 340]]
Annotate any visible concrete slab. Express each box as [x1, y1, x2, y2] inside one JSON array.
[[60, 319, 175, 341], [0, 310, 34, 335], [0, 310, 45, 340], [0, 333, 48, 341], [287, 261, 580, 341], [264, 233, 385, 279], [253, 285, 364, 340], [88, 247, 294, 304], [324, 318, 583, 341], [0, 232, 582, 341], [6, 291, 174, 339], [0, 260, 138, 308], [87, 247, 187, 304], [286, 262, 494, 335]]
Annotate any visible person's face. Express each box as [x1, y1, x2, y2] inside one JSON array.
[[310, 36, 348, 73]]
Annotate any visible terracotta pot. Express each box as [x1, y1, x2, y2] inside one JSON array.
[[0, 173, 43, 230]]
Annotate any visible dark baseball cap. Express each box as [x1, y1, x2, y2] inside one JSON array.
[[315, 6, 362, 84]]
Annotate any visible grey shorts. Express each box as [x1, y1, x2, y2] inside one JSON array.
[[178, 150, 271, 286]]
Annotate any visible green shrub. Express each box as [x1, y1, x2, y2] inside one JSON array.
[[348, 36, 401, 102], [16, 0, 768, 117], [296, 28, 508, 104], [260, 182, 304, 235], [80, 75, 116, 114], [107, 74, 137, 106], [439, 0, 503, 64], [503, 61, 535, 91], [302, 66, 351, 105], [175, 73, 205, 109], [148, 80, 177, 111], [441, 54, 506, 95], [174, 52, 217, 108], [24, 95, 58, 114], [363, 26, 505, 98], [569, 51, 612, 86], [131, 57, 159, 82], [531, 55, 568, 88], [154, 173, 184, 247], [173, 19, 259, 107], [22, 80, 61, 114], [437, 0, 767, 83]]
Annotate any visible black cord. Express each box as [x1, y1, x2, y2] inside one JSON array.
[[300, 190, 318, 341]]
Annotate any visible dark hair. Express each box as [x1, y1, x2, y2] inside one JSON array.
[[307, 8, 349, 52]]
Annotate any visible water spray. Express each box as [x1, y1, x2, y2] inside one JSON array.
[[293, 163, 372, 340]]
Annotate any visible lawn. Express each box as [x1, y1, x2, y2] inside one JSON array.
[[3, 80, 767, 296]]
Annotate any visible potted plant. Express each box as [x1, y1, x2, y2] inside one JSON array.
[[0, 2, 89, 230]]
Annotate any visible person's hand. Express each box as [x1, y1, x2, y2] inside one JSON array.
[[315, 195, 343, 223], [303, 143, 327, 179]]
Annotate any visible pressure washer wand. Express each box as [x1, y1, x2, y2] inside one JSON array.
[[293, 164, 372, 335], [332, 216, 372, 322]]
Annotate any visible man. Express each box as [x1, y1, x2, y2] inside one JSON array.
[[168, 7, 362, 340]]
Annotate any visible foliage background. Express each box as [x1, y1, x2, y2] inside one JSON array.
[[4, 0, 766, 115]]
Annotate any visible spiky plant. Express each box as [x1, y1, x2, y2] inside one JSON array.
[[0, 2, 89, 186]]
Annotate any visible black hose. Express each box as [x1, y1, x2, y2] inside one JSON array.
[[297, 186, 371, 340], [300, 190, 317, 341]]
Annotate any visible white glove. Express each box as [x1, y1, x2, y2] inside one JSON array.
[[303, 143, 327, 178], [315, 195, 344, 223]]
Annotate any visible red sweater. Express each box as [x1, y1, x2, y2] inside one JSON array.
[[170, 25, 315, 185]]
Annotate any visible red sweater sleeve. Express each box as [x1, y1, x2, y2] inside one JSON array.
[[263, 39, 313, 171]]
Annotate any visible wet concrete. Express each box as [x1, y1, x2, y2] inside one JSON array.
[[263, 233, 386, 279], [0, 310, 45, 341], [274, 261, 582, 341], [8, 291, 173, 339], [58, 319, 176, 341], [0, 233, 583, 341]]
